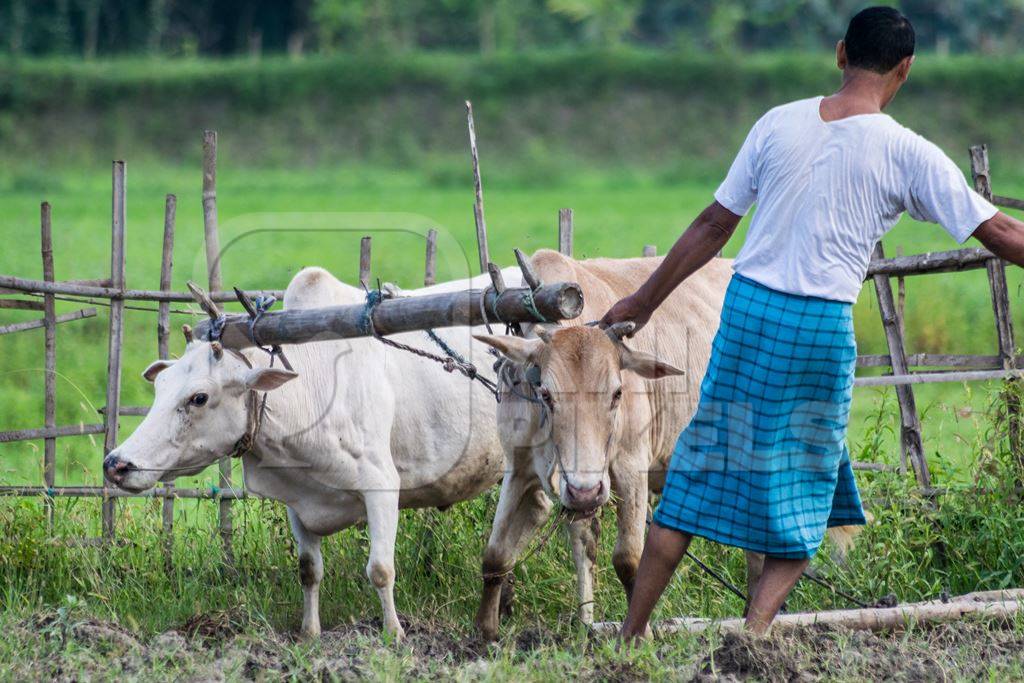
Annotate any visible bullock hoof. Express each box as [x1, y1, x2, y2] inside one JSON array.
[[299, 625, 321, 640], [385, 621, 406, 642]]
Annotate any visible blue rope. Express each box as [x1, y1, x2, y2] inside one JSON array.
[[361, 289, 384, 336], [248, 295, 277, 349], [207, 315, 227, 341], [426, 329, 468, 365]]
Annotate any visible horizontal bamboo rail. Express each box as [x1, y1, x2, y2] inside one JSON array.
[[0, 423, 106, 443], [192, 282, 585, 348], [0, 273, 282, 303], [0, 307, 96, 335], [857, 353, 1011, 369], [855, 369, 1023, 388], [0, 485, 250, 500], [862, 248, 993, 278]]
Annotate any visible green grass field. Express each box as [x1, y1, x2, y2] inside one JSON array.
[[2, 56, 1024, 676]]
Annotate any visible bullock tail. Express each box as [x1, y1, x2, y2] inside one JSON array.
[[826, 511, 874, 564]]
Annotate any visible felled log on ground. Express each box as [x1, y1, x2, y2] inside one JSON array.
[[191, 281, 584, 349], [590, 589, 1024, 636]]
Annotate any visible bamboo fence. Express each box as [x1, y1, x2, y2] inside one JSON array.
[[0, 135, 1021, 556]]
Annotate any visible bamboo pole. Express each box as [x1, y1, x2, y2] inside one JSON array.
[[857, 353, 1009, 369], [558, 208, 573, 257], [0, 299, 44, 310], [201, 130, 234, 570], [191, 280, 584, 348], [359, 236, 372, 290], [0, 274, 283, 302], [157, 195, 176, 360], [157, 194, 176, 548], [0, 308, 96, 336], [40, 202, 56, 529], [591, 593, 1023, 636], [0, 485, 250, 500], [864, 248, 992, 278], [466, 101, 489, 273], [102, 161, 127, 539], [871, 242, 929, 486], [0, 423, 107, 444], [424, 229, 437, 286], [970, 144, 1023, 480], [642, 245, 656, 257]]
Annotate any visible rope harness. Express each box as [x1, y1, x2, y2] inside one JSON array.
[[357, 281, 554, 401]]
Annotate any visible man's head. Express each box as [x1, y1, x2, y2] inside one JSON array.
[[837, 7, 915, 99]]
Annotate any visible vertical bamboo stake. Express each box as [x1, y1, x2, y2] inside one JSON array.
[[424, 229, 437, 286], [642, 245, 656, 257], [558, 208, 574, 257], [202, 130, 234, 568], [103, 161, 128, 538], [466, 101, 489, 274], [359, 236, 372, 290], [896, 245, 906, 340], [41, 202, 56, 529], [871, 242, 929, 487], [970, 144, 1022, 477], [158, 194, 176, 547]]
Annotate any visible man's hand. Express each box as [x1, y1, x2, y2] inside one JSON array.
[[599, 294, 652, 336]]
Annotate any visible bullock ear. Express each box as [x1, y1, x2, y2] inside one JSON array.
[[473, 334, 544, 365], [142, 360, 175, 383], [244, 367, 299, 391], [619, 347, 685, 380]]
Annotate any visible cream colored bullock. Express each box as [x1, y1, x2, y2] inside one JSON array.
[[103, 265, 523, 640], [474, 250, 857, 640]]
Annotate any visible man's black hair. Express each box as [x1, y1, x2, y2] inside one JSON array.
[[844, 6, 915, 74]]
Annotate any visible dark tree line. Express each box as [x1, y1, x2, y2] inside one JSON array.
[[2, 0, 1021, 58]]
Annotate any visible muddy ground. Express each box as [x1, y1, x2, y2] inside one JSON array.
[[5, 609, 1023, 681]]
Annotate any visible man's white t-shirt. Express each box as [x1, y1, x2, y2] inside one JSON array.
[[715, 96, 997, 303]]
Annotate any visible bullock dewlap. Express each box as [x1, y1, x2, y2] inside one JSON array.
[[104, 265, 523, 640]]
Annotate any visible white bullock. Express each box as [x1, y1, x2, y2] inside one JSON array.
[[103, 265, 523, 639]]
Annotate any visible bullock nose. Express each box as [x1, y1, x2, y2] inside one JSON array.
[[565, 481, 604, 511], [103, 454, 136, 487]]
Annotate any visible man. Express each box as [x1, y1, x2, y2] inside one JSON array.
[[601, 6, 1024, 638]]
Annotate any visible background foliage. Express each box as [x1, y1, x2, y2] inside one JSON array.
[[3, 0, 1024, 58]]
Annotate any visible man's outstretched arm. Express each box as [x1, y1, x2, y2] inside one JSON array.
[[600, 200, 742, 331], [973, 211, 1024, 267]]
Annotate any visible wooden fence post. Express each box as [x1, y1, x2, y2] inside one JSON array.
[[558, 208, 574, 257], [424, 229, 437, 287], [466, 101, 489, 274], [970, 144, 1023, 476], [202, 130, 235, 568], [103, 162, 128, 538], [360, 236, 372, 290], [41, 202, 56, 530], [643, 245, 656, 257], [158, 194, 176, 547], [871, 242, 930, 488]]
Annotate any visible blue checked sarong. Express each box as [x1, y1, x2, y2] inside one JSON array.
[[653, 273, 866, 559]]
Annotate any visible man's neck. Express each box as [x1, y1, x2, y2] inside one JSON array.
[[820, 70, 895, 121]]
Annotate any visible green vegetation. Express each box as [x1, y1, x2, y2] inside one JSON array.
[[2, 47, 1024, 678]]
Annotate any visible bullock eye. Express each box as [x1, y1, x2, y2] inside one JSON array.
[[539, 387, 555, 412], [189, 393, 209, 407], [611, 387, 623, 408]]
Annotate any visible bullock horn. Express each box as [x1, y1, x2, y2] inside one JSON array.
[[605, 321, 636, 341], [210, 340, 224, 360], [182, 324, 194, 344], [186, 280, 221, 321]]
